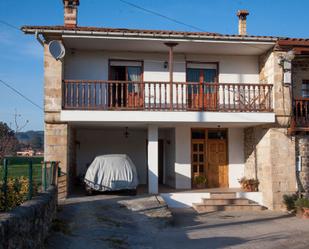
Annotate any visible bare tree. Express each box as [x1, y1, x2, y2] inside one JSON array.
[[10, 110, 29, 133], [0, 111, 29, 160], [0, 122, 19, 160]]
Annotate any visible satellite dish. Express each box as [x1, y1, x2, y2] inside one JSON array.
[[48, 40, 65, 60]]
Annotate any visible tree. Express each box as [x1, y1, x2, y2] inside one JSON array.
[[30, 135, 43, 150], [0, 122, 19, 160]]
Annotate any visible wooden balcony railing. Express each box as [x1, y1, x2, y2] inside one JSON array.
[[292, 98, 309, 128], [63, 80, 273, 112]]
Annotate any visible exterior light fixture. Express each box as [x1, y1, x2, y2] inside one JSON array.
[[278, 50, 295, 86], [164, 61, 168, 69]]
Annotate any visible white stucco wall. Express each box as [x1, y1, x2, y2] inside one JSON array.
[[228, 128, 245, 188], [148, 125, 159, 193], [175, 126, 191, 189], [64, 51, 259, 84]]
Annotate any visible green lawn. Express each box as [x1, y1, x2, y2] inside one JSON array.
[[0, 157, 43, 185]]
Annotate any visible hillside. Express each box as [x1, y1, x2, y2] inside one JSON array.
[[15, 130, 44, 150]]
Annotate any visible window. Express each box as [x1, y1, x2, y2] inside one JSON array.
[[186, 63, 218, 94], [109, 60, 142, 93], [302, 80, 309, 98], [108, 60, 143, 107]]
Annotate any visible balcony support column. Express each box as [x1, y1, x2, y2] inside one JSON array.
[[148, 125, 159, 194], [165, 42, 178, 110]]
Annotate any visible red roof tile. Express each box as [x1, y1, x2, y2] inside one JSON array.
[[21, 25, 280, 40]]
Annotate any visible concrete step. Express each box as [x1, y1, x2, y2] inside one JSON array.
[[210, 192, 236, 199], [202, 198, 252, 205], [193, 203, 265, 213]]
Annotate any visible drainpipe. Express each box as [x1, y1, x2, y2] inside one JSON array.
[[35, 31, 45, 47], [165, 42, 178, 110]]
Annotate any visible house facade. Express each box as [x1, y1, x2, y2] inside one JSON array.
[[22, 0, 309, 210]]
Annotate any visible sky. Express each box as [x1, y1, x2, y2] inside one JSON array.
[[0, 0, 309, 131]]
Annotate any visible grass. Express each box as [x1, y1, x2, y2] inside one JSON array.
[[0, 157, 43, 185]]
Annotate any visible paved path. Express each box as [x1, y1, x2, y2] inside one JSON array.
[[45, 194, 309, 249]]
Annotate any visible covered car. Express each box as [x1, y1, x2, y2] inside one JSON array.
[[84, 154, 139, 192]]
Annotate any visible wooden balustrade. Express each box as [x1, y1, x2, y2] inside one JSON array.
[[293, 98, 309, 127], [63, 80, 273, 112]]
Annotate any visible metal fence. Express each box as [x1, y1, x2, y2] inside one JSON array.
[[0, 158, 60, 212]]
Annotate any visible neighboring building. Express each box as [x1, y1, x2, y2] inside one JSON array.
[[16, 149, 43, 157], [22, 0, 309, 209], [16, 149, 35, 157]]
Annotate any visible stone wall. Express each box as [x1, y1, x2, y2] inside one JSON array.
[[45, 123, 70, 199], [44, 41, 72, 199], [244, 126, 296, 210], [0, 187, 57, 249], [295, 134, 309, 197], [259, 50, 292, 126], [243, 50, 297, 210]]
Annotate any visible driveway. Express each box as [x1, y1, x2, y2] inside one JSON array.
[[45, 194, 309, 249]]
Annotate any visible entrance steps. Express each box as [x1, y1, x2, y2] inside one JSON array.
[[192, 192, 265, 213]]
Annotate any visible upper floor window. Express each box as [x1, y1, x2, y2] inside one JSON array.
[[186, 62, 218, 94], [302, 80, 309, 98]]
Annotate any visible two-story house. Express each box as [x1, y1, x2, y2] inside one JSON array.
[[22, 0, 309, 210]]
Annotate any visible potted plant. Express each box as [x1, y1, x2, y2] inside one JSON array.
[[295, 198, 309, 219], [238, 177, 259, 192], [193, 175, 207, 189], [283, 193, 298, 213]]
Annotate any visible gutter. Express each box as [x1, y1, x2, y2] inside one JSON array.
[[22, 28, 278, 43], [35, 31, 45, 47]]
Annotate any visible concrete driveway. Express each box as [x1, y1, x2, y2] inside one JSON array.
[[45, 194, 309, 249]]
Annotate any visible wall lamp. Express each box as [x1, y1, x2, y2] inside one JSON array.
[[164, 61, 168, 69], [278, 50, 295, 86]]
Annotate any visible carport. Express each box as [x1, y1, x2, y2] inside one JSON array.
[[68, 125, 175, 193]]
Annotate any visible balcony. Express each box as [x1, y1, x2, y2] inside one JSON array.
[[290, 98, 309, 132], [62, 80, 273, 113]]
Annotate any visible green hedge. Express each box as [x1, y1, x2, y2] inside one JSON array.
[[1, 157, 43, 165]]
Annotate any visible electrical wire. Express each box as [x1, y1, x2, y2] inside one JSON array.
[[0, 79, 43, 111], [118, 0, 206, 32]]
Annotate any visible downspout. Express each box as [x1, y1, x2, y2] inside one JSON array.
[[35, 30, 45, 47]]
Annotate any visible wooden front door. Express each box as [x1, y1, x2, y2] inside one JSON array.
[[191, 139, 206, 181], [207, 139, 228, 188]]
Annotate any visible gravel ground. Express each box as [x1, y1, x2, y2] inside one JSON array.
[[45, 194, 309, 249]]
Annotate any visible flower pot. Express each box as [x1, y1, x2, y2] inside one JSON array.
[[195, 183, 206, 189], [302, 207, 309, 219], [242, 184, 255, 192]]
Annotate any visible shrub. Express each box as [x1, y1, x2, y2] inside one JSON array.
[[193, 175, 207, 185], [238, 177, 259, 192], [295, 198, 309, 209], [0, 177, 38, 212], [283, 194, 298, 211], [1, 157, 43, 165]]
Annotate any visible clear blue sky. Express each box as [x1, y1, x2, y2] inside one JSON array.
[[0, 0, 309, 131]]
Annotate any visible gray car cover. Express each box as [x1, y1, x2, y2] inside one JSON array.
[[84, 154, 139, 191]]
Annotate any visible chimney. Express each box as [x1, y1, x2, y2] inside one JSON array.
[[237, 10, 249, 36], [63, 0, 80, 28]]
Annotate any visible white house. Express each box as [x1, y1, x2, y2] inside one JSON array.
[[22, 0, 309, 210]]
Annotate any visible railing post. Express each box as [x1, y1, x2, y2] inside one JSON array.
[[44, 162, 47, 191], [3, 158, 8, 211], [165, 42, 178, 110], [50, 161, 54, 187], [28, 159, 33, 200]]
